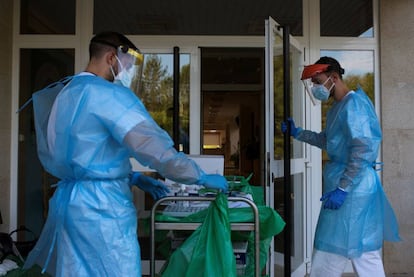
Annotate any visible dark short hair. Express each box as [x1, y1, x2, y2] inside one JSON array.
[[315, 56, 345, 79], [89, 31, 138, 59]]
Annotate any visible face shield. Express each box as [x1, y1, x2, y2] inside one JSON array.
[[301, 64, 330, 105], [114, 45, 144, 90]]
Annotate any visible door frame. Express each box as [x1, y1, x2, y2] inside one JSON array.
[[265, 16, 312, 276]]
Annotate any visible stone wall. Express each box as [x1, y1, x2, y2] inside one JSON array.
[[380, 0, 414, 275]]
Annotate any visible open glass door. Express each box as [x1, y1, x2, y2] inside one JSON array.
[[265, 17, 307, 276]]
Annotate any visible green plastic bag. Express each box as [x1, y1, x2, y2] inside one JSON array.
[[161, 193, 237, 277]]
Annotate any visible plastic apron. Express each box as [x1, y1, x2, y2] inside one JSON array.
[[24, 74, 164, 276], [297, 88, 400, 258]]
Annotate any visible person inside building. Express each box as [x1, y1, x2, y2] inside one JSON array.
[[282, 56, 400, 276], [23, 31, 228, 276]]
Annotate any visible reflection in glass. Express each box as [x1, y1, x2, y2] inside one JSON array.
[[320, 0, 373, 37], [18, 49, 75, 236], [274, 173, 304, 272], [20, 0, 76, 34], [135, 54, 190, 153], [94, 0, 303, 36], [320, 50, 374, 165], [273, 36, 303, 160], [273, 34, 284, 160], [320, 50, 375, 128], [200, 48, 263, 184]]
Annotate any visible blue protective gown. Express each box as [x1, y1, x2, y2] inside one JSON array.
[[24, 73, 205, 276], [296, 88, 400, 258]]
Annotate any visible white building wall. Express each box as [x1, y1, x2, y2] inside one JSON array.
[[380, 0, 414, 275], [0, 0, 13, 233]]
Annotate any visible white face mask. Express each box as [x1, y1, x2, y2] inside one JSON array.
[[110, 55, 136, 88], [311, 77, 334, 101], [114, 66, 135, 88]]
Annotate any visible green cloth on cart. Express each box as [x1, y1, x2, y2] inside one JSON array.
[[3, 255, 50, 277], [161, 193, 237, 277], [154, 175, 286, 277]]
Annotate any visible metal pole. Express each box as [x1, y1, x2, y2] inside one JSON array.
[[173, 46, 180, 150], [282, 25, 292, 277]]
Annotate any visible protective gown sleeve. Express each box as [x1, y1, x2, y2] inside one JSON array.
[[338, 109, 381, 191], [123, 120, 205, 184], [296, 129, 327, 150], [338, 137, 374, 190]]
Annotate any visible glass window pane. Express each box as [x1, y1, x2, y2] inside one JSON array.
[[274, 173, 304, 272], [320, 0, 373, 37], [320, 50, 375, 112], [94, 0, 303, 36], [136, 53, 190, 153], [273, 37, 303, 160], [179, 55, 190, 153], [273, 53, 285, 160], [18, 49, 75, 235], [20, 0, 76, 34], [320, 50, 375, 163], [200, 48, 263, 184]]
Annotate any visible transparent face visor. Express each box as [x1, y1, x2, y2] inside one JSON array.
[[115, 46, 145, 90], [302, 78, 318, 106], [301, 63, 331, 106]]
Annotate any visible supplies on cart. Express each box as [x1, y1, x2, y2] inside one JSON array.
[[233, 241, 248, 276], [153, 174, 286, 277], [161, 193, 237, 277]]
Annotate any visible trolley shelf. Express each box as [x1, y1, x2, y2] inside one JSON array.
[[150, 196, 260, 277]]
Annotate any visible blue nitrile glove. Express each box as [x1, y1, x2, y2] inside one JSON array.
[[130, 172, 170, 200], [320, 187, 348, 209], [281, 117, 301, 138], [197, 174, 228, 193]]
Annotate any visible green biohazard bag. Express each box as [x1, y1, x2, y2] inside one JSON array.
[[161, 193, 237, 277]]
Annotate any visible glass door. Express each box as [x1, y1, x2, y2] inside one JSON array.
[[265, 17, 307, 276], [18, 49, 75, 237]]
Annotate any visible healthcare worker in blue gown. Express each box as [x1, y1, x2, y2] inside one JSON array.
[[23, 31, 228, 277], [282, 57, 400, 277]]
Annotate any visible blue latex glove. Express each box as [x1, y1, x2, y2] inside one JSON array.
[[281, 117, 301, 138], [320, 187, 348, 209], [197, 174, 228, 193], [130, 172, 170, 200]]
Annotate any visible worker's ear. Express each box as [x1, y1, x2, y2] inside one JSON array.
[[331, 72, 340, 82], [105, 51, 117, 67]]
